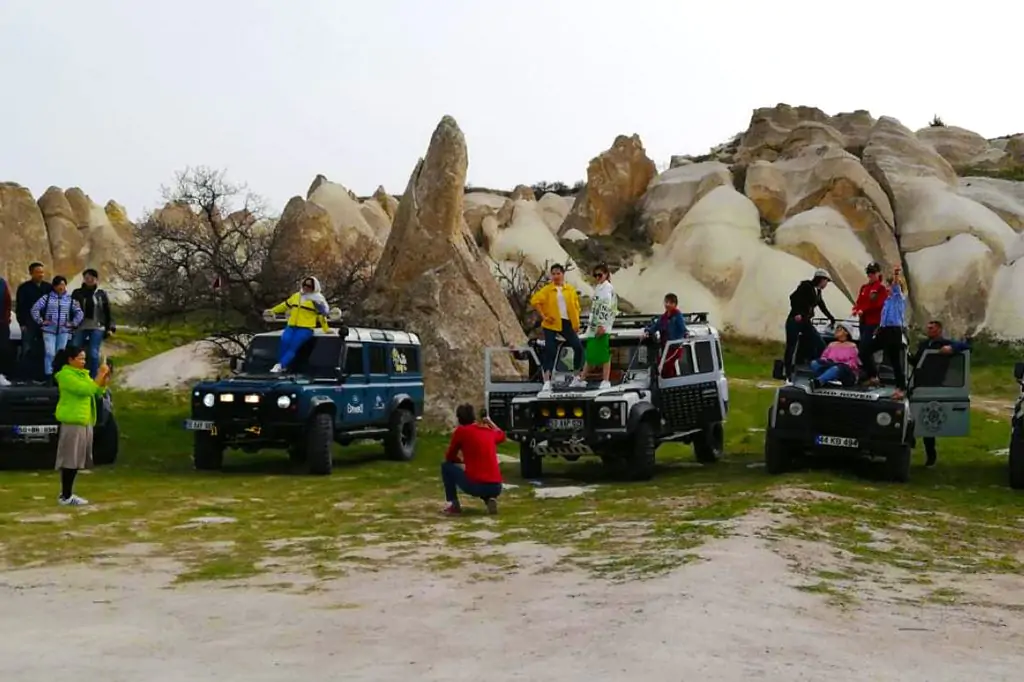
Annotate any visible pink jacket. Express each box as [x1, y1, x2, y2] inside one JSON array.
[[821, 342, 860, 371]]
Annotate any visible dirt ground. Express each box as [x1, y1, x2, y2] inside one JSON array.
[[2, 515, 1023, 682]]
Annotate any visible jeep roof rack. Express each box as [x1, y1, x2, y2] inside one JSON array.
[[583, 312, 710, 331]]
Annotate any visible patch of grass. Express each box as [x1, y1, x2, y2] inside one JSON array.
[[106, 325, 208, 366]]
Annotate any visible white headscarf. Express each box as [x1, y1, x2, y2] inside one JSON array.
[[299, 276, 327, 308]]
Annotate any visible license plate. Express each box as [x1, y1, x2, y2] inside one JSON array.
[[548, 418, 584, 430], [13, 425, 58, 436], [183, 419, 215, 431], [816, 435, 859, 448]]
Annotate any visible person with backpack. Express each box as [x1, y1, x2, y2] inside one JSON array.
[[31, 276, 84, 381], [71, 268, 116, 378]]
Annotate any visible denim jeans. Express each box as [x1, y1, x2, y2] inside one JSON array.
[[441, 461, 502, 508], [278, 326, 314, 368], [542, 319, 583, 374], [810, 359, 855, 386], [72, 328, 105, 378], [42, 330, 71, 377]]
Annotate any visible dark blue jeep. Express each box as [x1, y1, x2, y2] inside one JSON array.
[[183, 323, 424, 475]]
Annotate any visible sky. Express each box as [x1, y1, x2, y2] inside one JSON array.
[[1, 0, 1021, 219]]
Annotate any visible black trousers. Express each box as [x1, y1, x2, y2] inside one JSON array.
[[860, 326, 906, 389]]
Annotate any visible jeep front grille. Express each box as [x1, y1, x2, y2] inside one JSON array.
[[806, 398, 883, 438], [0, 395, 57, 426], [660, 382, 721, 430]]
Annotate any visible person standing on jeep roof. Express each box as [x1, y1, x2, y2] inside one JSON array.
[[265, 276, 330, 373], [910, 320, 971, 467], [441, 404, 503, 515], [643, 293, 688, 376], [0, 273, 11, 368], [784, 269, 835, 374], [71, 268, 116, 379], [859, 266, 908, 398], [529, 263, 583, 392], [852, 262, 888, 351], [15, 262, 52, 378], [32, 276, 84, 382]]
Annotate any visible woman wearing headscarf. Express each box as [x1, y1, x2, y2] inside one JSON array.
[[265, 276, 330, 373], [53, 344, 111, 506]]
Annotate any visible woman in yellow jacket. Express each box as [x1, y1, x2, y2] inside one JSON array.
[[529, 263, 584, 392], [266, 276, 330, 373]]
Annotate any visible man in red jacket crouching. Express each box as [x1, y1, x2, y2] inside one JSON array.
[[441, 404, 504, 515]]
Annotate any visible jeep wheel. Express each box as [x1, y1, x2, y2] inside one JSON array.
[[693, 422, 724, 464], [306, 411, 334, 475], [193, 432, 224, 471], [1009, 428, 1024, 490], [624, 419, 657, 481], [384, 408, 416, 461], [885, 444, 912, 483], [92, 415, 120, 466], [764, 433, 790, 475], [519, 442, 543, 480]]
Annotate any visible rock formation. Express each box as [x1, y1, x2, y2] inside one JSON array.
[[0, 182, 52, 283], [37, 186, 86, 276], [364, 116, 525, 425]]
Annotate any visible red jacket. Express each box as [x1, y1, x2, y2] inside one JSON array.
[[854, 280, 888, 327], [444, 424, 504, 484]]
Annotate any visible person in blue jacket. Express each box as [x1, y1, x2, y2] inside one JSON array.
[[643, 293, 688, 376], [910, 320, 971, 467], [31, 276, 84, 381]]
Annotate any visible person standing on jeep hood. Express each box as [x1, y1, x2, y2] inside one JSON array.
[[32, 276, 84, 381], [530, 263, 583, 393], [784, 269, 835, 374], [266, 276, 330, 373], [852, 262, 887, 351], [579, 263, 617, 390], [16, 262, 52, 378], [860, 266, 909, 399], [0, 274, 11, 371], [71, 268, 116, 379]]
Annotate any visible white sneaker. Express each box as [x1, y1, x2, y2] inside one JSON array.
[[598, 380, 612, 390], [569, 377, 587, 389], [540, 381, 552, 393], [270, 364, 283, 373], [58, 494, 89, 506]]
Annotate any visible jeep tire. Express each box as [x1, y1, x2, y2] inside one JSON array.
[[764, 432, 790, 475], [693, 421, 724, 464], [624, 419, 657, 481], [885, 443, 912, 483], [193, 432, 225, 471], [306, 411, 334, 475], [384, 408, 416, 461], [1009, 427, 1024, 490], [519, 441, 543, 480], [92, 415, 120, 466]]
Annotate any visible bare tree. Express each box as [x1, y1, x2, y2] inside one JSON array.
[[117, 166, 377, 357]]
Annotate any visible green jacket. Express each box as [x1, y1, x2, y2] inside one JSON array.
[[55, 365, 106, 426]]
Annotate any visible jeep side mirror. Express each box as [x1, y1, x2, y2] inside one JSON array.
[[1014, 362, 1024, 382], [772, 359, 786, 381]]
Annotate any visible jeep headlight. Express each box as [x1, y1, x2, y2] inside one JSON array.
[[202, 393, 215, 408], [277, 395, 291, 409], [876, 412, 892, 427], [572, 406, 584, 417], [788, 402, 803, 417], [599, 406, 612, 419]]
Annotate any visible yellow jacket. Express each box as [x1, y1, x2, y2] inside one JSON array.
[[530, 282, 581, 331], [271, 278, 330, 331]]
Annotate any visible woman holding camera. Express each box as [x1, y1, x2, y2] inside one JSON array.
[[53, 345, 111, 506]]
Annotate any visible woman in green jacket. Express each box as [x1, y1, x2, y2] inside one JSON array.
[[53, 344, 111, 506]]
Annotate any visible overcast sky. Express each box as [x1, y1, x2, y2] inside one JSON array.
[[2, 0, 1020, 218]]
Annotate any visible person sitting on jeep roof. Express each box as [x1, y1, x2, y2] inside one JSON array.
[[910, 320, 971, 467], [529, 263, 583, 392], [644, 293, 688, 378], [784, 269, 835, 374], [265, 276, 330, 373], [441, 404, 503, 515], [810, 322, 860, 388], [859, 266, 908, 399]]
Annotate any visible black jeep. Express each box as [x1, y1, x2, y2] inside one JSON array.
[[1009, 362, 1024, 490]]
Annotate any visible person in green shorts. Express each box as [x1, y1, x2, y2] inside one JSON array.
[[575, 263, 617, 390]]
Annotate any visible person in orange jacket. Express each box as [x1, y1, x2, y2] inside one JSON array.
[[529, 263, 584, 392]]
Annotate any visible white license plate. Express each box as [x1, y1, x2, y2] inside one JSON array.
[[183, 419, 215, 431], [816, 435, 859, 448], [548, 418, 584, 430], [14, 425, 58, 436]]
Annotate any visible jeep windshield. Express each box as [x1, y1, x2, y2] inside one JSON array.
[[555, 337, 655, 383], [242, 335, 342, 377]]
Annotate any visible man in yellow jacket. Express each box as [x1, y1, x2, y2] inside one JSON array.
[[265, 276, 330, 373], [529, 263, 584, 392]]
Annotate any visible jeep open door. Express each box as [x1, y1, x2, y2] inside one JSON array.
[[484, 346, 543, 430], [657, 337, 728, 433], [909, 348, 971, 438]]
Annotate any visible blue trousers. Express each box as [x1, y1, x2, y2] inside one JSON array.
[[72, 329, 105, 378], [278, 326, 313, 368], [42, 330, 71, 377], [441, 462, 502, 508], [811, 359, 855, 386], [542, 319, 583, 374]]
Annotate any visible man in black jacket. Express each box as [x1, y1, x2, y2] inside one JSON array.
[[71, 268, 116, 378], [15, 262, 52, 378], [909, 320, 970, 467], [784, 269, 836, 374]]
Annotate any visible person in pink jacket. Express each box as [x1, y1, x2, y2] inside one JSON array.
[[810, 323, 861, 388]]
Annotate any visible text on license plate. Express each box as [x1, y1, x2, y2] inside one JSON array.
[[183, 419, 215, 431], [14, 425, 58, 436], [816, 435, 859, 448], [548, 418, 584, 430]]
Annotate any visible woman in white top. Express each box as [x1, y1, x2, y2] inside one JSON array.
[[577, 263, 616, 390]]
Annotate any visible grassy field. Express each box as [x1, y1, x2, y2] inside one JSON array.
[[0, 333, 1021, 601]]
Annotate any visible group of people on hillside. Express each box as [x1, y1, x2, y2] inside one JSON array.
[[784, 262, 969, 466], [1, 262, 116, 382]]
